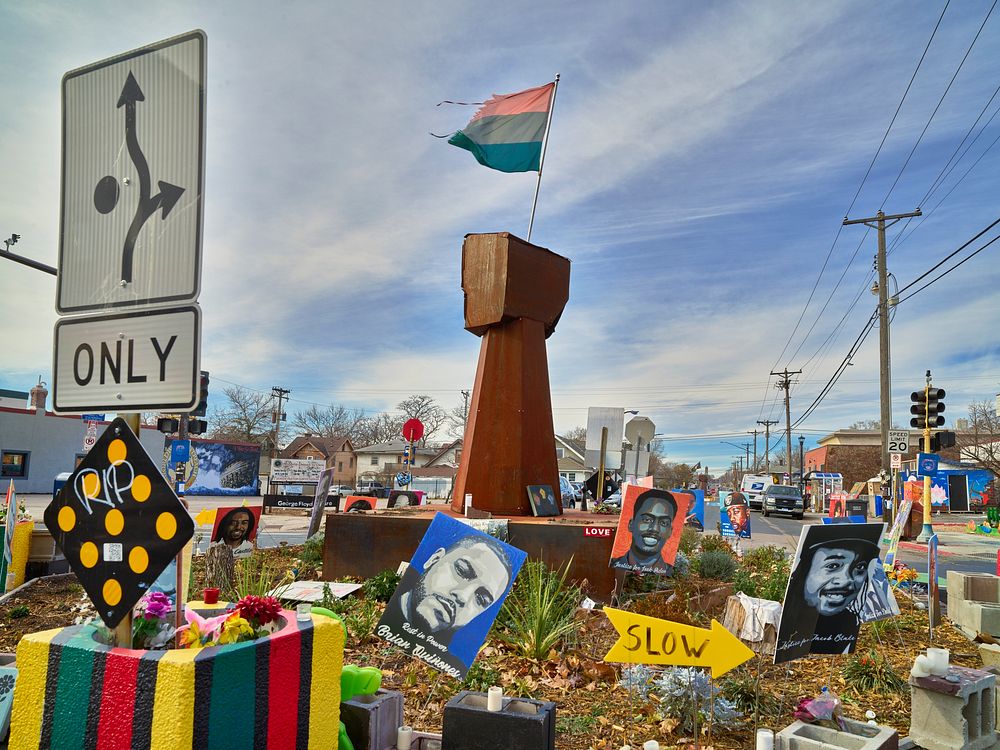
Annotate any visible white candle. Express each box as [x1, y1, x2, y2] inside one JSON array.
[[397, 725, 413, 750], [755, 729, 774, 750], [927, 648, 950, 676], [487, 686, 503, 711]]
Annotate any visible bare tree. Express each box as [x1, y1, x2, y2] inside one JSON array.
[[960, 399, 1000, 477], [446, 401, 470, 439], [354, 412, 404, 447], [397, 395, 446, 445], [849, 418, 881, 430], [291, 403, 367, 441], [561, 426, 587, 453], [209, 386, 273, 444]]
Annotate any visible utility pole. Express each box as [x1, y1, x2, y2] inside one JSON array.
[[748, 429, 759, 471], [460, 389, 471, 434], [757, 419, 778, 474], [844, 208, 920, 524], [270, 386, 291, 463], [771, 368, 801, 485]]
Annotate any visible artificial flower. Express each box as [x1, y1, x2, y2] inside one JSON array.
[[217, 615, 254, 645]]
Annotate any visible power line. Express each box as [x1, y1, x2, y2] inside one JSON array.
[[764, 1, 951, 377], [896, 215, 1000, 296], [896, 232, 1000, 305], [880, 0, 997, 209]]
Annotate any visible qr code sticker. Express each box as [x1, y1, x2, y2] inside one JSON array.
[[103, 543, 123, 562]]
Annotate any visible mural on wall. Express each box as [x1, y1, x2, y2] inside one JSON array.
[[162, 439, 260, 496]]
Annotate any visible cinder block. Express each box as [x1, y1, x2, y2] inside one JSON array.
[[776, 718, 898, 749], [947, 571, 1000, 605], [910, 666, 998, 750], [341, 689, 404, 750], [442, 691, 556, 750]]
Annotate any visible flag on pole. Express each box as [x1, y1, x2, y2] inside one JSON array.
[[2, 481, 16, 593], [447, 82, 555, 173]]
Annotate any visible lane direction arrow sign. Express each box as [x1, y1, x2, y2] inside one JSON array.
[[603, 607, 754, 678], [58, 30, 206, 314]]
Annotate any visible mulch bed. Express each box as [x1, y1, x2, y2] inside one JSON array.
[[0, 546, 983, 750]]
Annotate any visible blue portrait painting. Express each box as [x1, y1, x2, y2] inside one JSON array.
[[376, 513, 527, 678]]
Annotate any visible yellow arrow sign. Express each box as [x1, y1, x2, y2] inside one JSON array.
[[603, 607, 755, 679]]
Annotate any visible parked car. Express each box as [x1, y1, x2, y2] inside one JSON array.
[[761, 484, 804, 519], [355, 480, 388, 498], [570, 482, 585, 503], [559, 476, 576, 506], [603, 490, 622, 507], [330, 485, 354, 496]]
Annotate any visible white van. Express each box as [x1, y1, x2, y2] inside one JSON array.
[[739, 474, 770, 510]]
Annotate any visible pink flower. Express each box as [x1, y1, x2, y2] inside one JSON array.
[[143, 591, 172, 620]]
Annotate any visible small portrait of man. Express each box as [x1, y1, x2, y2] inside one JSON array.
[[343, 496, 374, 513], [775, 523, 884, 663], [211, 506, 261, 558], [389, 490, 420, 509], [609, 487, 688, 576], [526, 485, 559, 517], [377, 512, 527, 678], [721, 492, 752, 539]]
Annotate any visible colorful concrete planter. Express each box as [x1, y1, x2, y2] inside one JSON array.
[[9, 609, 344, 750]]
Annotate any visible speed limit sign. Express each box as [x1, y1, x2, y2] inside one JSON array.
[[887, 430, 909, 454]]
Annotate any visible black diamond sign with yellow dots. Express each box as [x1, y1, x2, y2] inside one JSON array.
[[44, 417, 194, 629]]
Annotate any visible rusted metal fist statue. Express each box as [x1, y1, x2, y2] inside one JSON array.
[[451, 233, 570, 516]]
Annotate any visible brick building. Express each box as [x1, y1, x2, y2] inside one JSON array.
[[279, 434, 357, 486]]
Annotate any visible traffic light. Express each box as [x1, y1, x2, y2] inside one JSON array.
[[192, 370, 209, 417], [910, 387, 946, 428], [930, 430, 956, 453], [926, 387, 946, 427], [909, 391, 926, 428], [187, 419, 207, 435], [157, 416, 179, 434]]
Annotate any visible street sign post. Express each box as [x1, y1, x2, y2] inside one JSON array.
[[57, 30, 206, 314], [53, 305, 200, 413], [917, 452, 939, 477], [887, 430, 909, 455]]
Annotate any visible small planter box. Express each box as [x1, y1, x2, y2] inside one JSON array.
[[9, 609, 344, 750]]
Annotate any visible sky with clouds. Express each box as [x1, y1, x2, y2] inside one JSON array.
[[2, 0, 999, 472]]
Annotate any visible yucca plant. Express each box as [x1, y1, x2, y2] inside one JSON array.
[[497, 558, 581, 661]]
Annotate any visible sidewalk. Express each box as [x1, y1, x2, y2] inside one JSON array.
[[899, 527, 1000, 561]]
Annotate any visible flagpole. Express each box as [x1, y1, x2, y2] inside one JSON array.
[[526, 74, 560, 243]]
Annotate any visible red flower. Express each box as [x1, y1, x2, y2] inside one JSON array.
[[235, 595, 282, 627]]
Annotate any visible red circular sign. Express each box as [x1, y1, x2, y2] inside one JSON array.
[[402, 418, 424, 442]]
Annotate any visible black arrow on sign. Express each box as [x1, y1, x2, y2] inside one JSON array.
[[117, 71, 185, 284]]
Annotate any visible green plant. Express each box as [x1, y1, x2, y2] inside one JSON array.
[[498, 558, 582, 660], [8, 605, 29, 619], [732, 545, 790, 601], [461, 661, 502, 692], [720, 672, 781, 719], [678, 526, 700, 556], [698, 534, 737, 558], [362, 569, 401, 602], [556, 713, 598, 735], [698, 550, 737, 581], [843, 649, 906, 695], [229, 554, 291, 601], [301, 533, 325, 566]]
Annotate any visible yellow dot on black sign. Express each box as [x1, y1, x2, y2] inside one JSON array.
[[41, 417, 196, 633]]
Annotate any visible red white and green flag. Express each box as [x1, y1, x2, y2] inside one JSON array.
[[448, 82, 556, 173]]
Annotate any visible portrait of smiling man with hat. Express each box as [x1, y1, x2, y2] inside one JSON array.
[[775, 523, 885, 663]]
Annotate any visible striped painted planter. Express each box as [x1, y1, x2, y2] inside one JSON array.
[[9, 610, 344, 750]]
